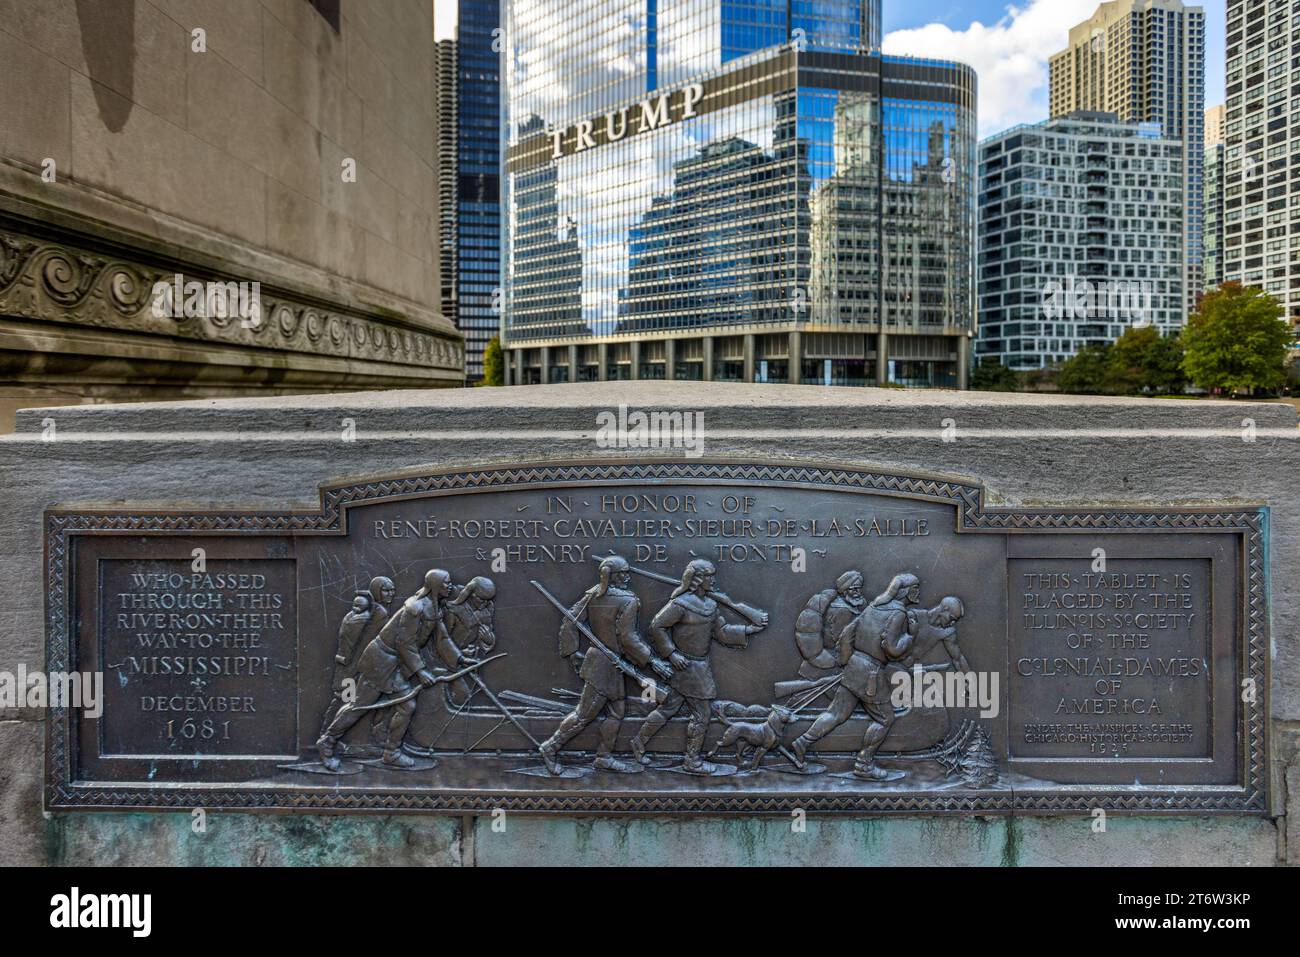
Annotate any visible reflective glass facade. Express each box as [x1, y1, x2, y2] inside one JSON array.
[[455, 0, 502, 382], [503, 0, 975, 388]]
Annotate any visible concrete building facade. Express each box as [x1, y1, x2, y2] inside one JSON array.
[[1223, 0, 1300, 350], [1205, 102, 1225, 146], [0, 0, 463, 430], [1049, 0, 1205, 317], [435, 35, 460, 329], [976, 113, 1185, 371]]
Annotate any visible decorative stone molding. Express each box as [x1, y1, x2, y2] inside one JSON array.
[[0, 224, 464, 374]]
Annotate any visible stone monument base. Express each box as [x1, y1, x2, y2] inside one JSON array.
[[0, 383, 1296, 866]]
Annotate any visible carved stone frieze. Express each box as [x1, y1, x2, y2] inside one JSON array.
[[0, 224, 463, 372]]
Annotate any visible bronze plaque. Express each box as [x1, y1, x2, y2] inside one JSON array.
[[45, 462, 1268, 814]]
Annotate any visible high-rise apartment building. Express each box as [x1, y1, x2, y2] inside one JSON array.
[[1204, 104, 1226, 292], [435, 38, 460, 329], [1049, 1, 1204, 322], [1224, 0, 1300, 348], [976, 113, 1186, 370], [438, 1, 503, 383], [501, 0, 977, 389]]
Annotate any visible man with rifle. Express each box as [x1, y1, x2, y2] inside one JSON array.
[[317, 569, 474, 771], [538, 556, 674, 775], [630, 559, 769, 774]]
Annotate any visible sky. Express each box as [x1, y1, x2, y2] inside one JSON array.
[[882, 0, 1225, 137], [434, 0, 457, 41], [434, 1, 1226, 137]]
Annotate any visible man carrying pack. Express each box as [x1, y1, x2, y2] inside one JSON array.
[[319, 576, 395, 738], [788, 572, 920, 781], [792, 570, 866, 684]]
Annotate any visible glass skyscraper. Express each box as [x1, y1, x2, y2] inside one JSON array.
[[501, 0, 976, 388], [447, 0, 503, 383]]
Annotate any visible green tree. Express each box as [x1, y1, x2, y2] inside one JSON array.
[[970, 358, 1020, 392], [1182, 283, 1292, 394], [478, 336, 504, 387], [1057, 343, 1113, 395], [1108, 325, 1187, 395], [1148, 330, 1189, 394]]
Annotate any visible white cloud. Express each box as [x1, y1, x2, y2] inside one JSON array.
[[882, 0, 1101, 139], [434, 0, 458, 41]]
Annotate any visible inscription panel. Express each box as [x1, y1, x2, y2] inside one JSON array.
[[45, 462, 1267, 815], [97, 559, 298, 759], [1009, 558, 1212, 760]]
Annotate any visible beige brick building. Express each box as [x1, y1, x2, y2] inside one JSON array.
[[1205, 103, 1225, 147], [0, 0, 462, 430]]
